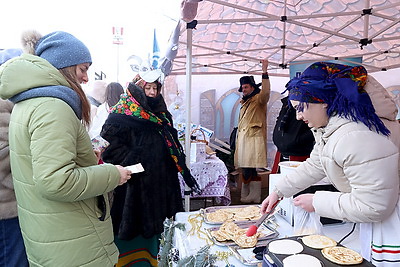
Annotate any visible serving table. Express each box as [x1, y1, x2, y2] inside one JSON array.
[[169, 209, 362, 266]]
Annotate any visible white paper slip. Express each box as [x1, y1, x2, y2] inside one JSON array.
[[125, 163, 145, 173]]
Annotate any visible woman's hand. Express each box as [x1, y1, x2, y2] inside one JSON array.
[[293, 193, 315, 212], [94, 149, 101, 162], [260, 191, 279, 214], [115, 165, 132, 185]]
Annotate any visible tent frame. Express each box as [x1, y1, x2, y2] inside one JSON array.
[[174, 0, 400, 76]]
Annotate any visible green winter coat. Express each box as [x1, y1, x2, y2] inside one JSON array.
[[234, 78, 271, 168], [0, 54, 120, 266]]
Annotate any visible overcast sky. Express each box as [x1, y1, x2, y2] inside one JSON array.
[[1, 0, 182, 84]]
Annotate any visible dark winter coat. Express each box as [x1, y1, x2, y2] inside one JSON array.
[[101, 86, 184, 240], [272, 96, 315, 157]]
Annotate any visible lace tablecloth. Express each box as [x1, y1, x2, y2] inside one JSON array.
[[179, 155, 231, 205]]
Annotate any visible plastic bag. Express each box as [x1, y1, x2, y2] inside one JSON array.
[[293, 205, 323, 235]]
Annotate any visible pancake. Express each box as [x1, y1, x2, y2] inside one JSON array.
[[268, 239, 303, 255], [283, 254, 322, 267], [302, 234, 337, 249], [322, 246, 363, 265]]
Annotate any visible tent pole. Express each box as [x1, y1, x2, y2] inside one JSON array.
[[184, 23, 194, 212], [363, 0, 370, 39]]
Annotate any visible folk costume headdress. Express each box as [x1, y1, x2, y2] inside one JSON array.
[[110, 83, 200, 193], [286, 62, 390, 136]]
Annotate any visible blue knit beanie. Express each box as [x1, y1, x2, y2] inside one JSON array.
[[35, 31, 92, 69]]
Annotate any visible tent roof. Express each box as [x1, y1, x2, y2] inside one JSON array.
[[172, 0, 400, 77]]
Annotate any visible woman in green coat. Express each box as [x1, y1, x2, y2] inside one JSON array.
[[0, 30, 132, 267]]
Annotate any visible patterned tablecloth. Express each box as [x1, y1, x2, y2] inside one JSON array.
[[179, 155, 231, 205]]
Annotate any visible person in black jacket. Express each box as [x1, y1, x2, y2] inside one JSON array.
[[271, 96, 315, 173], [101, 76, 199, 266]]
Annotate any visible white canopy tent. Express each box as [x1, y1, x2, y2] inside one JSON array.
[[173, 0, 400, 77], [165, 0, 400, 210]]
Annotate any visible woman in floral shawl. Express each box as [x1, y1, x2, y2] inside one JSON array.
[[101, 76, 199, 266]]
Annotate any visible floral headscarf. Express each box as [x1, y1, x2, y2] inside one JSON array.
[[286, 62, 390, 136]]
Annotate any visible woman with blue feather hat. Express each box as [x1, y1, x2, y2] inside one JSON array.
[[261, 62, 400, 266]]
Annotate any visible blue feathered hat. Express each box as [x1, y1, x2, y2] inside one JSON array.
[[286, 62, 390, 136]]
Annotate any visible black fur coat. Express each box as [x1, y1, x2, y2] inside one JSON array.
[[101, 84, 183, 239]]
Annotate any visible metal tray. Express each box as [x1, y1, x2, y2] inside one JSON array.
[[201, 204, 263, 225], [206, 221, 279, 247], [228, 245, 265, 266]]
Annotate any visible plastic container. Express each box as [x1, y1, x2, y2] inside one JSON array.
[[278, 161, 302, 174]]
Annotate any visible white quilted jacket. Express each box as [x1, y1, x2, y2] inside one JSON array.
[[276, 115, 399, 223], [276, 76, 400, 223]]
